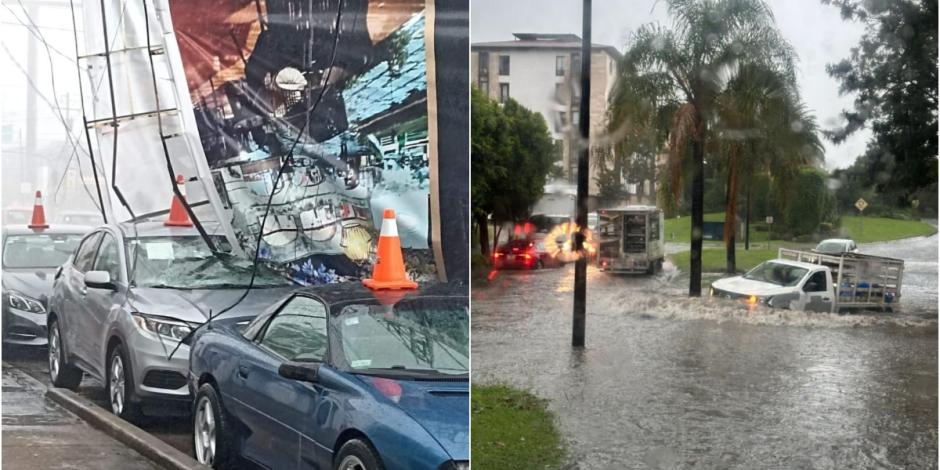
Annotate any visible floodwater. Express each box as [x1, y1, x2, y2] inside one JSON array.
[[472, 242, 938, 469]]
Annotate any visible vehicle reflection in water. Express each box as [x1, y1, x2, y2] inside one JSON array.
[[473, 264, 937, 469]]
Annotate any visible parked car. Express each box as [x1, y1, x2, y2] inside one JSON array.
[[813, 238, 859, 255], [2, 225, 89, 345], [47, 220, 295, 421], [54, 210, 104, 227], [188, 282, 469, 470]]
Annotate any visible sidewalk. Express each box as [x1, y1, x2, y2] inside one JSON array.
[[2, 363, 159, 469]]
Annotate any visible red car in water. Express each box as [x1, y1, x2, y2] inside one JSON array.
[[492, 238, 557, 270]]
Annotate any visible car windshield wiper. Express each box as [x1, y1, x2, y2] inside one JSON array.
[[146, 284, 189, 289]]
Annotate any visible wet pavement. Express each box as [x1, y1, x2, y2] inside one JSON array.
[[2, 362, 159, 469], [2, 346, 193, 457], [473, 247, 938, 469]]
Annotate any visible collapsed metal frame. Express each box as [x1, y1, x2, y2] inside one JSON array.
[[69, 0, 218, 251]]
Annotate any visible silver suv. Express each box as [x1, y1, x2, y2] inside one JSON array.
[[47, 221, 294, 421]]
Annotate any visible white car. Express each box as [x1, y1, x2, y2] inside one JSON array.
[[813, 238, 858, 255]]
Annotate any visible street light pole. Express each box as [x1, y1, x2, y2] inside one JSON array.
[[572, 0, 591, 348]]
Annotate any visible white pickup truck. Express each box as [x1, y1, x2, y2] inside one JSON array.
[[710, 248, 904, 313]]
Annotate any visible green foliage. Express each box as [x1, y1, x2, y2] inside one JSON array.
[[823, 0, 938, 200], [471, 88, 555, 228], [784, 167, 839, 236], [471, 385, 566, 470]]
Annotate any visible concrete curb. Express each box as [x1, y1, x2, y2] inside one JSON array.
[[46, 387, 206, 470]]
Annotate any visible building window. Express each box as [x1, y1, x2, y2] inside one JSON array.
[[572, 110, 579, 125], [555, 55, 565, 76], [498, 55, 510, 75], [479, 52, 489, 74], [570, 52, 581, 77], [557, 111, 567, 131], [499, 83, 510, 103], [479, 78, 489, 95], [554, 83, 564, 102]]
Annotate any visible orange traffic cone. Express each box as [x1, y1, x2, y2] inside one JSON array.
[[362, 209, 418, 290], [28, 190, 49, 230], [164, 175, 193, 227]]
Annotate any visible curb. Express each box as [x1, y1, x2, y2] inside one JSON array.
[[46, 387, 206, 470]]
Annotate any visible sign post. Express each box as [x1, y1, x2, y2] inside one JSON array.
[[765, 215, 773, 250], [572, 0, 591, 348], [855, 198, 867, 239]]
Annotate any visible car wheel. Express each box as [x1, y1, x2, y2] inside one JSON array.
[[107, 343, 141, 421], [335, 439, 385, 470], [193, 383, 235, 468], [48, 319, 82, 390]]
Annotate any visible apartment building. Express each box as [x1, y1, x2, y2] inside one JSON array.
[[471, 33, 621, 197]]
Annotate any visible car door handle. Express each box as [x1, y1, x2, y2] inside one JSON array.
[[822, 297, 830, 301], [237, 365, 250, 378]]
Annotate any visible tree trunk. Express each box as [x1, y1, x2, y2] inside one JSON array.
[[744, 179, 751, 250], [724, 146, 738, 273], [493, 224, 502, 252], [477, 213, 490, 255], [689, 118, 705, 297]]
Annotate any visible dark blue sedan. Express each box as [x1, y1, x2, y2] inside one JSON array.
[[187, 282, 469, 470]]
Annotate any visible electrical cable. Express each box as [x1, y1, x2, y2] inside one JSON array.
[[168, 0, 346, 359], [0, 43, 103, 212]]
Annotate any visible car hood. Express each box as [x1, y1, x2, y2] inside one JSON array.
[[712, 276, 795, 297], [2, 268, 56, 305], [128, 286, 295, 323], [360, 376, 469, 460]]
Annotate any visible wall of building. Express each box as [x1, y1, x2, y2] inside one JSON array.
[[471, 47, 619, 197]]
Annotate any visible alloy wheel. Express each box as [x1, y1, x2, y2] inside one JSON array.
[[109, 353, 125, 415], [48, 326, 60, 381], [193, 397, 216, 465], [338, 455, 367, 470]]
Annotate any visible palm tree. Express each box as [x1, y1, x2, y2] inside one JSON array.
[[714, 62, 822, 272], [625, 0, 796, 295]]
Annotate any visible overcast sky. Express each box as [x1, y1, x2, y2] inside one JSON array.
[[471, 0, 871, 170]]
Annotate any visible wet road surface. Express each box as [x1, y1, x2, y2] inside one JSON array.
[[859, 227, 938, 316], [2, 362, 159, 469], [3, 346, 193, 456], [473, 261, 937, 469]]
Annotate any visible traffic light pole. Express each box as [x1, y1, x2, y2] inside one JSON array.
[[572, 0, 591, 348]]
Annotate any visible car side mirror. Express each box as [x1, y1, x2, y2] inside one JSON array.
[[278, 361, 320, 383], [84, 271, 115, 290]]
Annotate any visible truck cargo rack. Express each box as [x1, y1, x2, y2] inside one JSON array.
[[778, 248, 904, 312]]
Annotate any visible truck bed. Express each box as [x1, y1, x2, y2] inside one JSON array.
[[778, 248, 904, 311]]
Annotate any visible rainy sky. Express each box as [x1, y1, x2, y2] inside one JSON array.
[[471, 0, 872, 170]]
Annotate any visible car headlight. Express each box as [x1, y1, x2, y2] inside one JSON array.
[[131, 313, 193, 341], [4, 290, 46, 313]]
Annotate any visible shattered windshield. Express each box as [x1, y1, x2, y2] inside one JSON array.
[[334, 297, 469, 377], [744, 262, 808, 287], [2, 233, 84, 269], [126, 236, 292, 289]]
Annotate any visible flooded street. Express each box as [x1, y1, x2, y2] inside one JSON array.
[[473, 253, 938, 469]]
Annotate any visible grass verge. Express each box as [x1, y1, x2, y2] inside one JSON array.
[[669, 247, 783, 273], [839, 216, 937, 243], [472, 385, 565, 470]]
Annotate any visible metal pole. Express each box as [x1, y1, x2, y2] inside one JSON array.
[[572, 0, 591, 348]]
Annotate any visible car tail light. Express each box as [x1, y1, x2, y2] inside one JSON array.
[[370, 377, 402, 403]]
